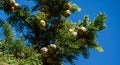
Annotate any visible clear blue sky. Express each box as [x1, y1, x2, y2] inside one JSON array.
[[0, 0, 120, 65], [67, 0, 120, 65]]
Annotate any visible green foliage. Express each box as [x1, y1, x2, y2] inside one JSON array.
[[0, 22, 42, 65], [55, 14, 106, 64], [88, 13, 106, 31], [0, 54, 43, 65], [2, 22, 14, 44], [0, 0, 106, 65], [70, 3, 81, 13]]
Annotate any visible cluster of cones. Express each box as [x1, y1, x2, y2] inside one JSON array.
[[69, 26, 88, 47], [40, 44, 60, 64], [4, 0, 20, 12], [39, 0, 73, 17], [9, 0, 20, 10], [63, 2, 71, 17]]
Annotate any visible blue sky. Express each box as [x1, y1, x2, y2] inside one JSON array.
[[0, 0, 120, 65], [67, 0, 120, 65]]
